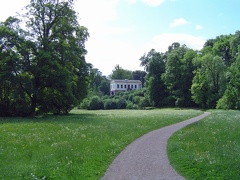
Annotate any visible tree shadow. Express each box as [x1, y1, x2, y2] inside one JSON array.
[[0, 112, 99, 124]]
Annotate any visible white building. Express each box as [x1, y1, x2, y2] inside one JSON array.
[[110, 79, 142, 96]]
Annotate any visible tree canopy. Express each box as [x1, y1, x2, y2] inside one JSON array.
[[0, 0, 89, 116]]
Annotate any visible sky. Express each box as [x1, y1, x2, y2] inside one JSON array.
[[1, 0, 240, 76]]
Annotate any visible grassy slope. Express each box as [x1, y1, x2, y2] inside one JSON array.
[[168, 110, 240, 179], [0, 109, 202, 180]]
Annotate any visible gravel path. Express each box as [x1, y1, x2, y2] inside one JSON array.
[[102, 112, 210, 180]]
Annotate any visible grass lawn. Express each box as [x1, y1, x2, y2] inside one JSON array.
[[0, 108, 202, 180], [168, 110, 240, 179]]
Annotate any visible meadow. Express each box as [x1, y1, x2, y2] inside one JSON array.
[[0, 109, 202, 180], [168, 110, 240, 179]]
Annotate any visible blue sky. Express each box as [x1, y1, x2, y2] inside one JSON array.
[[1, 0, 240, 75]]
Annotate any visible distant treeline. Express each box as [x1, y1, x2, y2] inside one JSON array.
[[86, 32, 240, 110]]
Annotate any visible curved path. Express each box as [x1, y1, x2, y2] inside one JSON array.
[[102, 112, 210, 180]]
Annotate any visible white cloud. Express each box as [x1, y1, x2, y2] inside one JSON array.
[[143, 33, 205, 53], [0, 0, 29, 22], [170, 18, 190, 28], [76, 0, 119, 26], [126, 0, 167, 6], [85, 38, 144, 76], [195, 25, 203, 30], [142, 0, 166, 6], [126, 0, 138, 4]]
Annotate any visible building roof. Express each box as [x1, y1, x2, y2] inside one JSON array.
[[111, 79, 142, 83]]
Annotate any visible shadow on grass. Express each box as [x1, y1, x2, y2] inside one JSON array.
[[0, 112, 99, 124]]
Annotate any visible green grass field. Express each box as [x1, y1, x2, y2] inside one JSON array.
[[168, 110, 240, 179], [0, 109, 202, 180]]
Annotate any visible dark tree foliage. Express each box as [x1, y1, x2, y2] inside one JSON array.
[[217, 56, 240, 109], [110, 64, 133, 80], [139, 34, 239, 109], [89, 68, 110, 96], [163, 44, 197, 107], [140, 49, 168, 107], [0, 0, 89, 116], [132, 70, 146, 86]]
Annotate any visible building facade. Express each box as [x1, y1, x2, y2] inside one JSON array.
[[110, 79, 142, 96]]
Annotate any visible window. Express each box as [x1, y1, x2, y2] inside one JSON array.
[[121, 84, 123, 88], [131, 85, 133, 88], [124, 85, 126, 88], [135, 85, 137, 88], [117, 84, 119, 88], [128, 85, 130, 89]]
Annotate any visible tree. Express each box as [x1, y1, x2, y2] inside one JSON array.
[[0, 0, 89, 116], [180, 49, 198, 107], [230, 31, 240, 61], [27, 0, 89, 115], [191, 53, 226, 108], [132, 70, 146, 86], [88, 68, 110, 96], [110, 64, 133, 80], [0, 17, 35, 116], [99, 76, 110, 95], [217, 56, 240, 109], [212, 35, 232, 66], [140, 49, 167, 107], [163, 44, 189, 106]]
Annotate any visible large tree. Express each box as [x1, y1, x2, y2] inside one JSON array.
[[163, 44, 191, 106], [0, 17, 33, 116], [140, 49, 167, 107], [217, 55, 240, 109], [0, 0, 89, 116], [191, 53, 226, 108]]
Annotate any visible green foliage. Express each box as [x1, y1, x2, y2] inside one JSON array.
[[164, 44, 196, 107], [117, 98, 127, 109], [0, 0, 89, 116], [132, 70, 146, 86], [126, 101, 138, 109], [79, 98, 89, 109], [104, 99, 118, 110], [217, 56, 240, 109], [88, 96, 104, 110], [79, 88, 147, 110], [140, 49, 168, 107], [110, 64, 133, 80], [138, 31, 240, 109], [212, 35, 232, 66], [191, 54, 226, 108], [89, 68, 110, 96]]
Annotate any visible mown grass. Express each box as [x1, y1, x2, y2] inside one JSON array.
[[168, 110, 240, 179], [0, 109, 202, 180]]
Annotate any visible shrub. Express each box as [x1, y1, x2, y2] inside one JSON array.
[[126, 101, 138, 109], [133, 96, 141, 104], [139, 97, 150, 109], [79, 98, 89, 109], [117, 98, 127, 109], [104, 99, 118, 110], [88, 96, 104, 110]]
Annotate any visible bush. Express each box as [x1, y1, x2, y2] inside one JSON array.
[[133, 96, 141, 104], [104, 99, 118, 110], [117, 98, 127, 109], [79, 98, 89, 109], [88, 96, 104, 110], [126, 101, 138, 109], [139, 97, 150, 109]]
